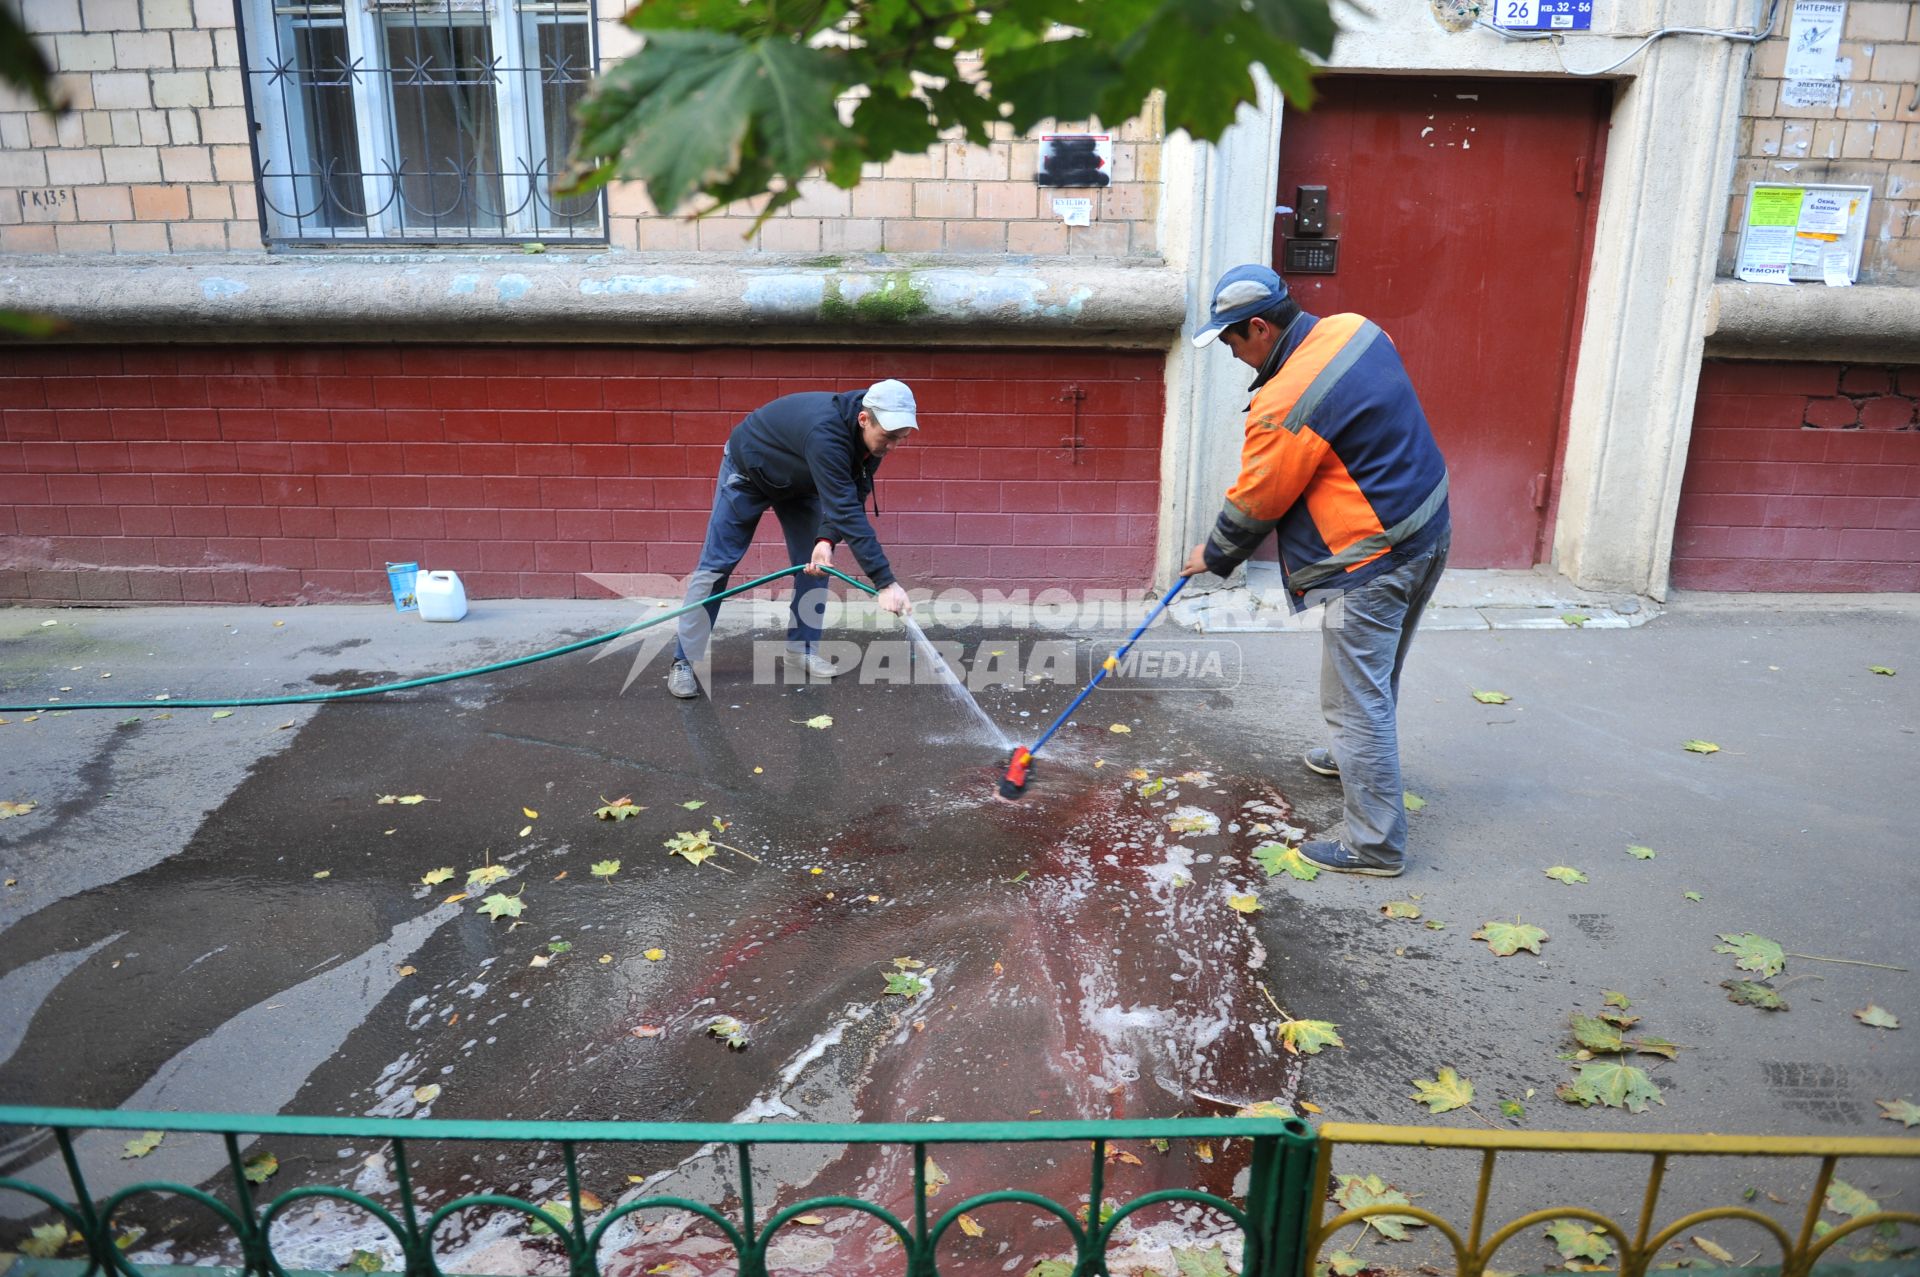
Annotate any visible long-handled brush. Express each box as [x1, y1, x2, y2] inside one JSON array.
[[996, 575, 1189, 800]]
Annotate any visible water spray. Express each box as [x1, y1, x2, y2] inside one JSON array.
[[996, 576, 1189, 801]]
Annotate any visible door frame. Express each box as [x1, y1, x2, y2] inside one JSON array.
[[1158, 2, 1753, 599]]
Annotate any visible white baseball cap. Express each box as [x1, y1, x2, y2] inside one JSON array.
[[864, 379, 919, 432]]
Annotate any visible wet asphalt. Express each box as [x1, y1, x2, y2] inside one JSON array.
[[0, 594, 1916, 1275]]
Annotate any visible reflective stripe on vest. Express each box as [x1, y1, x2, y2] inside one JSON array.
[[1287, 471, 1450, 594]]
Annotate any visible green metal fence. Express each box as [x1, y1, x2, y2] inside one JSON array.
[[0, 1106, 1319, 1277]]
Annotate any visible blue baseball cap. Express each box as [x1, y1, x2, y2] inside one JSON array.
[[1192, 264, 1290, 348]]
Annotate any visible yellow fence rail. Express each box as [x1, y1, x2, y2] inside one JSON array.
[[1309, 1124, 1920, 1277]]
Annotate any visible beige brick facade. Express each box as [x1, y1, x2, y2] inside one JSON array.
[[0, 3, 1165, 259], [1722, 0, 1920, 282], [1, 0, 250, 252]]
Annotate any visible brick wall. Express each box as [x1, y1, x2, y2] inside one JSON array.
[[1724, 0, 1920, 282], [0, 1, 1162, 258], [0, 0, 254, 254], [0, 346, 1163, 604], [1671, 360, 1920, 590]]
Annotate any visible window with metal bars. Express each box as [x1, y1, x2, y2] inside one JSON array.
[[237, 0, 604, 245]]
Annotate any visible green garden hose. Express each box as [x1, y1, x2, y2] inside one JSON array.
[[0, 565, 878, 714]]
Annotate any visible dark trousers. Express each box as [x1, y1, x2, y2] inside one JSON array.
[[674, 450, 827, 663]]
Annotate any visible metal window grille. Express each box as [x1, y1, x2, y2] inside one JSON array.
[[235, 0, 606, 245]]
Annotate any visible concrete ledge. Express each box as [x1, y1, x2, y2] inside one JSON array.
[[0, 251, 1187, 347], [1169, 564, 1656, 633], [1704, 281, 1920, 364]]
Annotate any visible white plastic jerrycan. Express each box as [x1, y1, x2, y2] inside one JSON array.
[[415, 570, 468, 622]]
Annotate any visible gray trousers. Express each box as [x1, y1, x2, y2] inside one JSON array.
[[1319, 532, 1450, 865]]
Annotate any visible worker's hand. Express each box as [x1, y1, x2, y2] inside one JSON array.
[[877, 582, 913, 615], [805, 538, 834, 577], [1180, 542, 1211, 577]]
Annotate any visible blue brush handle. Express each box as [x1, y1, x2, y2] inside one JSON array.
[[1025, 575, 1189, 759]]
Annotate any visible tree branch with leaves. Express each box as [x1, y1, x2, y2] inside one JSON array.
[[560, 0, 1336, 225]]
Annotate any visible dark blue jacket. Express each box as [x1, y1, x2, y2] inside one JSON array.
[[726, 390, 894, 588]]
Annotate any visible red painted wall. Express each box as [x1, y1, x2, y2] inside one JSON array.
[[1672, 361, 1920, 592], [0, 346, 1163, 605]]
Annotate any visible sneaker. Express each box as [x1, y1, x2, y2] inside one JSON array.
[[666, 659, 699, 699], [1298, 839, 1403, 877], [1304, 747, 1340, 778], [783, 649, 840, 680]]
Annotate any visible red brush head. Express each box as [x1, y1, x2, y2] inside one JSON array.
[[997, 747, 1033, 800]]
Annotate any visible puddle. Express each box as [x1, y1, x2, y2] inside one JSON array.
[[0, 646, 1320, 1274]]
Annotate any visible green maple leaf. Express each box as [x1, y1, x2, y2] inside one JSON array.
[[121, 1130, 164, 1158], [242, 1151, 279, 1183], [1326, 1251, 1364, 1277], [1278, 1018, 1344, 1055], [1381, 900, 1421, 920], [883, 971, 929, 996], [571, 29, 851, 222], [803, 715, 833, 729], [1603, 990, 1632, 1009], [1471, 690, 1512, 704], [591, 859, 621, 880], [1332, 1173, 1425, 1240], [1682, 739, 1721, 754], [1868, 665, 1895, 676], [1473, 919, 1547, 956], [1876, 1098, 1920, 1127], [1545, 1219, 1615, 1264], [706, 1014, 749, 1049], [1139, 776, 1167, 798], [21, 1223, 72, 1258], [681, 800, 706, 810], [1557, 1060, 1664, 1113], [1634, 1037, 1678, 1060], [1544, 865, 1588, 885], [595, 796, 644, 820], [1854, 1004, 1900, 1029], [478, 892, 524, 921], [1166, 808, 1217, 834], [466, 863, 512, 891], [1599, 1007, 1640, 1028], [1626, 845, 1656, 860], [1570, 1013, 1624, 1053], [547, 941, 571, 954], [1714, 932, 1785, 978], [1410, 1067, 1473, 1114], [1498, 1099, 1526, 1121], [1684, 891, 1704, 902], [1252, 841, 1319, 881], [346, 1250, 383, 1273], [1173, 1244, 1232, 1277], [528, 1201, 573, 1236], [421, 867, 454, 886], [1722, 979, 1788, 1010], [1826, 1178, 1879, 1219], [1562, 612, 1589, 627], [1027, 1263, 1076, 1277], [665, 830, 717, 865], [1402, 791, 1427, 811]]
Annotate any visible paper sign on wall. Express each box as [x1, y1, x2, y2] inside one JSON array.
[[1735, 183, 1871, 286], [1051, 198, 1092, 227], [1784, 0, 1844, 79]]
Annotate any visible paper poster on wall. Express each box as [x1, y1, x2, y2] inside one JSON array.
[[1735, 183, 1872, 285], [1035, 135, 1112, 188], [1784, 0, 1845, 80], [1781, 78, 1839, 107]]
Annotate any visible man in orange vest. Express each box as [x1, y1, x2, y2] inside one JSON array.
[[1183, 265, 1451, 878]]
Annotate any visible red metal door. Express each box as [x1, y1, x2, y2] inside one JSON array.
[[1274, 76, 1609, 567]]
